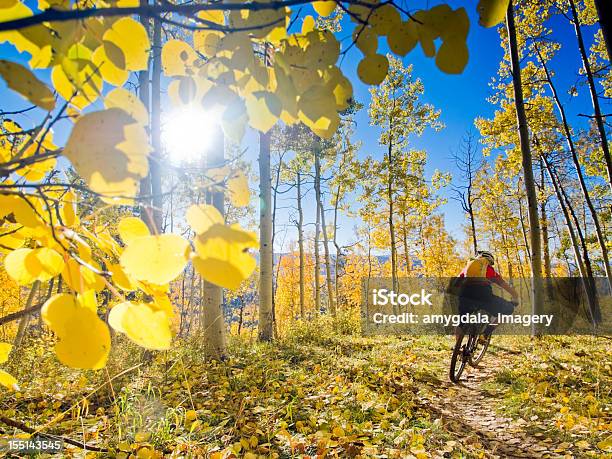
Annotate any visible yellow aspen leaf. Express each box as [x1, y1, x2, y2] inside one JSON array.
[[5, 247, 64, 285], [370, 4, 401, 36], [103, 17, 149, 71], [310, 111, 340, 139], [0, 0, 18, 8], [103, 40, 126, 69], [228, 170, 250, 207], [413, 10, 437, 57], [0, 230, 25, 253], [10, 196, 44, 228], [55, 306, 111, 370], [297, 84, 335, 129], [92, 43, 129, 87], [332, 426, 345, 437], [353, 26, 378, 56], [51, 58, 102, 110], [477, 0, 510, 28], [0, 370, 18, 390], [245, 91, 281, 133], [186, 204, 223, 235], [194, 30, 222, 58], [63, 108, 151, 203], [330, 75, 353, 111], [387, 21, 418, 56], [109, 301, 171, 350], [193, 223, 257, 290], [313, 1, 336, 17], [302, 30, 340, 68], [222, 98, 248, 142], [198, 9, 225, 25], [118, 216, 150, 244], [265, 12, 289, 43], [41, 293, 110, 369], [14, 150, 56, 182], [120, 234, 190, 285], [0, 60, 55, 110], [76, 290, 97, 311], [108, 263, 137, 291], [108, 301, 130, 333], [357, 53, 388, 85], [104, 88, 148, 125], [435, 37, 468, 74], [162, 39, 197, 77], [62, 258, 105, 293], [443, 8, 470, 40], [302, 15, 315, 34], [59, 191, 78, 227], [0, 343, 11, 364]]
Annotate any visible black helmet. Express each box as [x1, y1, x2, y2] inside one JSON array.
[[476, 250, 495, 266]]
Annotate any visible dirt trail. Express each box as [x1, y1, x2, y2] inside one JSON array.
[[419, 347, 571, 459]]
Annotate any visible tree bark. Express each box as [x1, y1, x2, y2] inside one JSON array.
[[201, 127, 227, 358], [569, 0, 612, 194], [539, 160, 554, 299], [313, 142, 321, 314], [138, 1, 154, 230], [149, 10, 163, 233], [387, 140, 398, 297], [332, 182, 342, 307], [467, 197, 477, 255], [296, 171, 305, 318], [258, 131, 274, 341], [11, 281, 40, 354], [401, 211, 411, 276], [507, 0, 544, 334], [315, 146, 336, 316], [271, 154, 283, 338]]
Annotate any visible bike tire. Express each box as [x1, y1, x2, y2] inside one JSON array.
[[470, 334, 491, 367], [449, 332, 472, 383]]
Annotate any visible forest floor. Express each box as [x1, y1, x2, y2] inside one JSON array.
[[0, 315, 610, 458]]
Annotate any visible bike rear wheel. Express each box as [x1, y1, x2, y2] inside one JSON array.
[[450, 331, 474, 383]]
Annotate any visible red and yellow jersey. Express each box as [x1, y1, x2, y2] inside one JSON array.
[[458, 257, 501, 284]]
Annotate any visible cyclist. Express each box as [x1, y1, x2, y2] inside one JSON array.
[[454, 250, 518, 340]]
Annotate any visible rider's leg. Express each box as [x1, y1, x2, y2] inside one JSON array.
[[483, 296, 516, 335]]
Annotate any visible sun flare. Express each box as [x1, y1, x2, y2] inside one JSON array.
[[161, 107, 219, 163]]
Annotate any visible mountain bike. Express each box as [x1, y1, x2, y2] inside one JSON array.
[[449, 310, 495, 383], [449, 299, 518, 383]]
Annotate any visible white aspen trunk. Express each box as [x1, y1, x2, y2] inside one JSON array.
[[258, 131, 274, 341], [297, 171, 305, 318], [313, 143, 321, 313], [150, 11, 163, 233], [315, 143, 336, 316], [201, 127, 227, 357], [506, 1, 544, 334]]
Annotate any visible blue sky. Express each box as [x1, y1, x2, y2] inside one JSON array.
[[0, 1, 606, 251]]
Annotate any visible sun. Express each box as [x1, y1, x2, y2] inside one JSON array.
[[161, 106, 220, 163]]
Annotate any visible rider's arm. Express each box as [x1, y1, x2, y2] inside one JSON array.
[[492, 277, 518, 300], [488, 266, 518, 300]]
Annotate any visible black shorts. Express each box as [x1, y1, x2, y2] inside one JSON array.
[[458, 283, 515, 317]]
